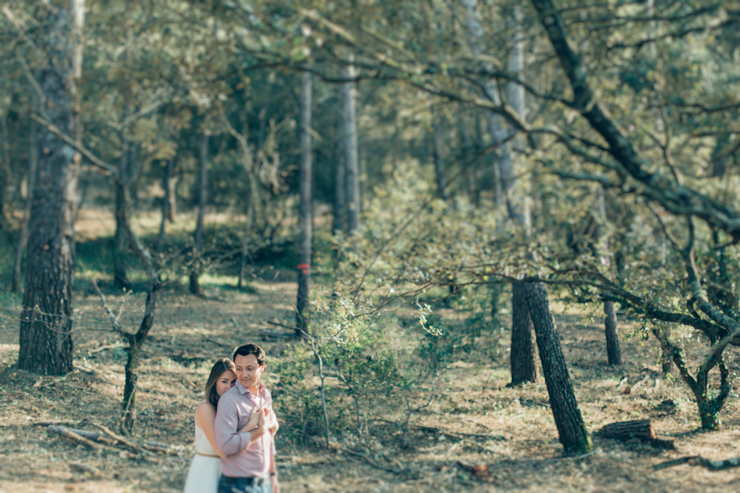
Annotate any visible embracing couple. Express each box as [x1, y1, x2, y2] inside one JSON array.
[[183, 343, 280, 493]]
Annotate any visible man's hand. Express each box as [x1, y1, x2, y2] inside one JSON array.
[[264, 408, 278, 436], [270, 475, 280, 493]]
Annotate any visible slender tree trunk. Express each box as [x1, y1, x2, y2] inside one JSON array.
[[432, 117, 448, 201], [524, 282, 593, 454], [510, 282, 538, 385], [113, 121, 130, 290], [189, 133, 208, 296], [19, 0, 85, 376], [12, 112, 39, 293], [296, 71, 313, 335], [237, 178, 255, 290], [333, 106, 346, 235], [0, 115, 12, 224], [167, 170, 178, 222], [156, 154, 176, 256], [458, 113, 477, 206], [604, 301, 621, 365], [341, 58, 360, 234], [596, 187, 621, 365]]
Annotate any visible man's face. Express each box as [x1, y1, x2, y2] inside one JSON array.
[[234, 353, 265, 390]]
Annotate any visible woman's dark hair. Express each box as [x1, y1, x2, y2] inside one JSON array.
[[204, 358, 236, 409]]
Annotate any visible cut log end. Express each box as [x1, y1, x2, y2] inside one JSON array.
[[595, 419, 674, 449]]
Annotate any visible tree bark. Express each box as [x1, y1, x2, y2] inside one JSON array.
[[596, 187, 621, 365], [11, 111, 39, 293], [189, 133, 208, 296], [432, 116, 448, 201], [113, 121, 130, 290], [156, 153, 176, 256], [237, 177, 255, 290], [524, 282, 592, 454], [296, 71, 313, 335], [510, 282, 538, 385], [333, 104, 346, 235], [604, 301, 621, 365], [457, 113, 477, 206], [595, 419, 655, 441], [341, 58, 360, 234], [19, 0, 86, 376], [0, 114, 12, 224]]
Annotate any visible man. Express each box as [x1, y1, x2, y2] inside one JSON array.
[[215, 344, 280, 493]]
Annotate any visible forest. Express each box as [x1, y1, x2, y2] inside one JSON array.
[[1, 0, 740, 491]]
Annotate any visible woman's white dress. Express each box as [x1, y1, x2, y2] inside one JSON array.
[[183, 406, 221, 493]]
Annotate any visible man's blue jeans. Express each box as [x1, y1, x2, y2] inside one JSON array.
[[218, 475, 271, 493]]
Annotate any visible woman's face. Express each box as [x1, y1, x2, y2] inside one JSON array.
[[216, 370, 237, 397]]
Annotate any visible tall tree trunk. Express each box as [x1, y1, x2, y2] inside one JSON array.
[[0, 114, 12, 224], [457, 112, 477, 206], [510, 282, 538, 385], [333, 105, 346, 235], [156, 153, 176, 256], [432, 116, 448, 201], [19, 0, 86, 376], [113, 120, 130, 290], [524, 282, 593, 454], [596, 187, 621, 365], [12, 111, 39, 293], [237, 177, 255, 290], [189, 133, 208, 296], [167, 168, 178, 222], [296, 71, 313, 335], [341, 58, 360, 234]]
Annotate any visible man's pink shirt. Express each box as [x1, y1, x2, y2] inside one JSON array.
[[214, 380, 277, 478]]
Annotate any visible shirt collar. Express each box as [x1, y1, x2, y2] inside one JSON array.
[[235, 380, 264, 397]]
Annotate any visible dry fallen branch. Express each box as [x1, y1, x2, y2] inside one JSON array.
[[96, 423, 155, 457], [654, 455, 740, 471], [69, 462, 102, 477], [48, 426, 106, 452]]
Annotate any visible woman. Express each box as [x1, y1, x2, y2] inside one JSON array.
[[183, 358, 270, 493]]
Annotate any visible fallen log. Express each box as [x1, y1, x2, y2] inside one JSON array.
[[595, 419, 674, 449], [655, 455, 740, 471]]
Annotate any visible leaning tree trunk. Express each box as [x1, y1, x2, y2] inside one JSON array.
[[524, 282, 592, 454], [19, 0, 86, 376], [11, 110, 39, 293], [510, 282, 538, 385], [341, 58, 360, 234], [296, 71, 313, 335], [113, 121, 130, 290], [189, 133, 208, 296]]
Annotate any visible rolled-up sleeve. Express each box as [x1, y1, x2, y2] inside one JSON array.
[[215, 393, 249, 455]]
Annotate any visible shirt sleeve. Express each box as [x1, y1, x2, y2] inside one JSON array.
[[267, 391, 278, 456], [215, 393, 249, 455]]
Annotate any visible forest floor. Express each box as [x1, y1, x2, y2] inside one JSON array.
[[2, 274, 740, 493], [1, 207, 739, 492]]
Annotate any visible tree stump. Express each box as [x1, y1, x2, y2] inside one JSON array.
[[595, 419, 674, 449]]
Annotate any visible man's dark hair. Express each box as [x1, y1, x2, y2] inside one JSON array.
[[233, 343, 266, 366]]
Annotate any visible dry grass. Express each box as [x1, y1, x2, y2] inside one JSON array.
[[2, 276, 740, 491]]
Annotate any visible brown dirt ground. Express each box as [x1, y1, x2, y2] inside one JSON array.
[[2, 278, 740, 492]]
